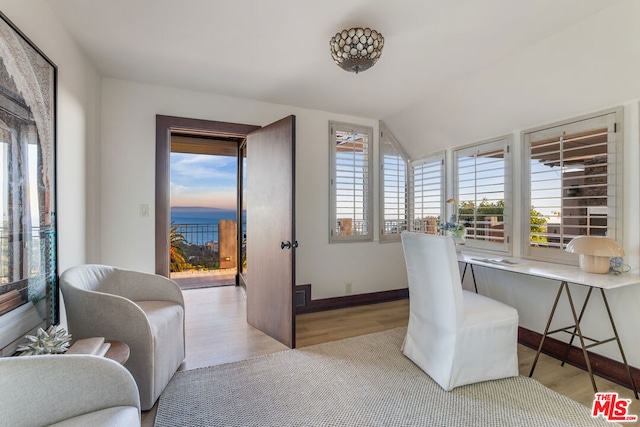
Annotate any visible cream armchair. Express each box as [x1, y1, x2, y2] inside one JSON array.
[[400, 232, 519, 391], [0, 354, 140, 426], [60, 264, 185, 411]]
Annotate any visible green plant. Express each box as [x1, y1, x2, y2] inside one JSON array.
[[170, 222, 188, 272]]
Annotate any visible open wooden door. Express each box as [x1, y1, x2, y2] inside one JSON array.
[[245, 115, 296, 348]]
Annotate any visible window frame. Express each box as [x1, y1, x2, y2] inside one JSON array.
[[410, 151, 445, 235], [453, 135, 512, 254], [329, 121, 374, 243], [520, 107, 623, 264], [379, 123, 410, 242]]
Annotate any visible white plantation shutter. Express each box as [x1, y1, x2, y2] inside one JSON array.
[[379, 125, 409, 241], [523, 109, 621, 263], [454, 137, 511, 252], [410, 153, 444, 235], [330, 122, 373, 242]]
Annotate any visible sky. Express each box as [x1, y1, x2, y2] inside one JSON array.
[[170, 152, 237, 210]]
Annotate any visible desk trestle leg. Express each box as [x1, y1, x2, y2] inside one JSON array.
[[599, 288, 639, 400], [530, 281, 639, 400]]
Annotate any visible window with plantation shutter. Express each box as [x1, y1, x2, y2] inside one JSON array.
[[454, 137, 511, 252], [522, 109, 622, 263], [379, 125, 409, 241], [410, 153, 445, 235], [329, 122, 373, 242]]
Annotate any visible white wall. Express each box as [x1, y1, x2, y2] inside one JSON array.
[[100, 78, 408, 299], [0, 1, 101, 331], [0, 2, 100, 270], [384, 0, 640, 367]]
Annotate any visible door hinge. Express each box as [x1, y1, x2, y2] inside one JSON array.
[[614, 122, 617, 133], [506, 145, 510, 154]]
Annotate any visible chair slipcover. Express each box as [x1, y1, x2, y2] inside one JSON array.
[[60, 264, 185, 411], [400, 231, 519, 391], [0, 354, 140, 426]]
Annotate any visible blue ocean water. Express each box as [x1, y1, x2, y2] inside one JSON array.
[[171, 207, 237, 225]]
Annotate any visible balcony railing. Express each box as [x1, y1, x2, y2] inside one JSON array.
[[173, 223, 220, 270], [0, 226, 44, 285], [172, 221, 244, 272]]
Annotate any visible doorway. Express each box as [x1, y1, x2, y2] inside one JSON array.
[[155, 116, 259, 278], [169, 134, 242, 290], [155, 114, 297, 349]]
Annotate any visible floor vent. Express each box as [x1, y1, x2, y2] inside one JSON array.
[[295, 289, 306, 307]]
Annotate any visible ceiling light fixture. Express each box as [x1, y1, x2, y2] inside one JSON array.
[[330, 27, 384, 74]]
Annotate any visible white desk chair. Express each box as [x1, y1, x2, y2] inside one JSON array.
[[400, 231, 519, 391]]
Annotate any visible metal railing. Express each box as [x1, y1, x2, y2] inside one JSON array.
[[173, 223, 220, 270], [0, 226, 44, 285], [172, 222, 245, 271]]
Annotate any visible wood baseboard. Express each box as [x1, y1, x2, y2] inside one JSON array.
[[519, 326, 639, 391], [295, 286, 409, 314]]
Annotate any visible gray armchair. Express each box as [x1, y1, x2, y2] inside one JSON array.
[[60, 264, 185, 411], [0, 354, 140, 426]]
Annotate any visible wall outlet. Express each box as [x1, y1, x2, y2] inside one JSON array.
[[139, 204, 150, 217], [345, 282, 352, 294]]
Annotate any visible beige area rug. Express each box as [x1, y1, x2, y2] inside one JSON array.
[[155, 327, 617, 427]]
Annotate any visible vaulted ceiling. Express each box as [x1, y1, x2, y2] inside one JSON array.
[[47, 0, 620, 121]]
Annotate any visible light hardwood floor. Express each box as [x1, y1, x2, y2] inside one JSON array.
[[142, 286, 639, 426]]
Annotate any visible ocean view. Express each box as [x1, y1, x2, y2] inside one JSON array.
[[171, 206, 238, 225], [171, 207, 244, 245]]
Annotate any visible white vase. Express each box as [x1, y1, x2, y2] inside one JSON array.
[[446, 230, 465, 252]]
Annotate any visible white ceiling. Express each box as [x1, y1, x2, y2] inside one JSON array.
[[47, 0, 620, 120]]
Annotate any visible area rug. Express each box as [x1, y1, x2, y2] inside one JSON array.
[[155, 327, 617, 427]]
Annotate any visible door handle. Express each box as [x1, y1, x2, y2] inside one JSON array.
[[281, 241, 299, 250]]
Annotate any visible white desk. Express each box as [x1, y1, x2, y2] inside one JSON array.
[[457, 251, 639, 399]]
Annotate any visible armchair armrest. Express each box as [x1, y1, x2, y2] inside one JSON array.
[[0, 354, 140, 427]]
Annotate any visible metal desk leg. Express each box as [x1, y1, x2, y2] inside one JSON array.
[[470, 264, 477, 293], [561, 287, 594, 367], [461, 263, 478, 293], [563, 282, 598, 393], [600, 289, 639, 400], [529, 281, 565, 378]]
